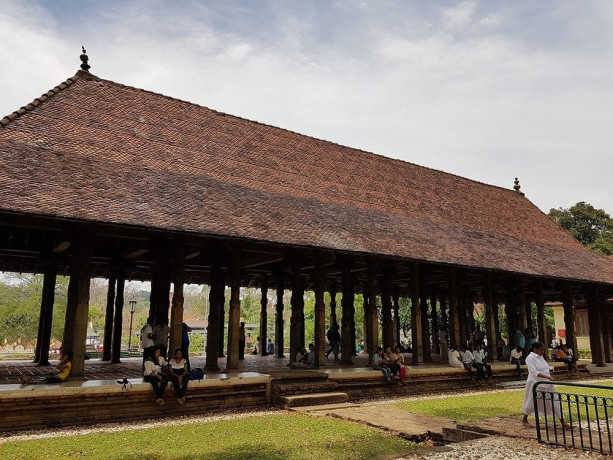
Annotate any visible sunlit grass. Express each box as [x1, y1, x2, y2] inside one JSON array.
[[0, 413, 417, 460]]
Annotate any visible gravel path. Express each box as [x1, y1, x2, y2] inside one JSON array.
[[398, 436, 610, 459]]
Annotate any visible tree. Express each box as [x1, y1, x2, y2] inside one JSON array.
[[548, 201, 613, 255]]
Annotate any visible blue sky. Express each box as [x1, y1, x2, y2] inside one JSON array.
[[1, 1, 612, 213]]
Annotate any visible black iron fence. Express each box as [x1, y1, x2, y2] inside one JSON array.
[[534, 381, 613, 454]]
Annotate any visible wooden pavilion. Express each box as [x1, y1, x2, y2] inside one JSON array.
[[1, 52, 613, 379]]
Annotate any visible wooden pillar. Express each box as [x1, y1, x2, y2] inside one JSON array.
[[314, 257, 326, 367], [535, 280, 547, 351], [465, 294, 475, 346], [393, 285, 400, 347], [525, 298, 534, 334], [151, 251, 171, 328], [289, 261, 305, 364], [482, 273, 497, 360], [517, 279, 528, 332], [362, 285, 370, 354], [275, 271, 285, 358], [226, 253, 241, 370], [205, 263, 222, 371], [63, 233, 94, 378], [111, 266, 125, 363], [217, 274, 226, 357], [440, 292, 449, 334], [505, 285, 518, 348], [562, 287, 576, 354], [350, 279, 357, 356], [381, 271, 394, 349], [101, 267, 116, 362], [493, 297, 502, 360], [169, 252, 185, 357], [340, 259, 354, 365], [259, 276, 269, 356], [36, 258, 57, 366], [329, 281, 338, 327], [410, 263, 423, 364], [420, 295, 432, 362], [599, 290, 612, 363], [587, 288, 605, 366], [366, 259, 378, 362], [448, 269, 461, 349], [430, 292, 439, 356]]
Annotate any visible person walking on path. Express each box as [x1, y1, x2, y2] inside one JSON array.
[[522, 341, 570, 428]]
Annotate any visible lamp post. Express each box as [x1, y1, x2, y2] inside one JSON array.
[[128, 299, 137, 352]]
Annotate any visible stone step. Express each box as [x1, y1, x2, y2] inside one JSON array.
[[290, 402, 360, 412], [276, 391, 348, 408], [441, 427, 489, 443], [269, 370, 330, 384], [272, 381, 339, 395]]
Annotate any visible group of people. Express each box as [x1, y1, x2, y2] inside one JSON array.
[[448, 344, 493, 382], [143, 347, 190, 406], [372, 346, 407, 385]]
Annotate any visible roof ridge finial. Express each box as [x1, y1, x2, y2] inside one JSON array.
[[513, 177, 525, 196], [80, 46, 91, 72]]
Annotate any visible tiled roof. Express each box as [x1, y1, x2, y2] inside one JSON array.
[[1, 70, 612, 284]]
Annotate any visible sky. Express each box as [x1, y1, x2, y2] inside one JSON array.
[[1, 1, 612, 213]]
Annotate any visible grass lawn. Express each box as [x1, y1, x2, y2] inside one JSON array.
[[0, 413, 417, 460], [396, 381, 613, 423]]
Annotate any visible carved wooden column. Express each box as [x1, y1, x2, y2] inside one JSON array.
[[314, 256, 326, 367], [381, 270, 394, 349], [420, 295, 431, 362], [169, 251, 185, 357], [36, 258, 58, 366], [587, 288, 605, 366], [205, 263, 222, 371], [465, 294, 475, 346], [340, 259, 354, 365], [393, 285, 400, 347], [329, 281, 338, 327], [63, 232, 94, 378], [505, 285, 518, 348], [217, 274, 225, 357], [366, 259, 378, 361], [289, 260, 305, 364], [599, 290, 612, 363], [411, 263, 423, 364], [482, 273, 497, 360], [440, 292, 449, 334], [226, 252, 242, 370], [562, 286, 576, 355], [259, 276, 269, 356], [362, 285, 370, 354], [275, 270, 285, 358], [430, 293, 439, 356], [111, 265, 125, 363], [517, 279, 528, 332], [350, 277, 357, 356], [535, 280, 547, 353], [101, 267, 116, 362], [493, 296, 502, 360], [448, 269, 460, 349]]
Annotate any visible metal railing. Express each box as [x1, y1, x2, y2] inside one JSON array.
[[534, 381, 613, 454]]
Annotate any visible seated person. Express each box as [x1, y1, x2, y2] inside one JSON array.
[[448, 348, 463, 368], [144, 347, 168, 406], [20, 351, 73, 384], [372, 346, 392, 384], [565, 346, 578, 373], [472, 344, 492, 380], [510, 346, 525, 376], [266, 338, 275, 355], [384, 346, 401, 384], [392, 345, 407, 384], [555, 344, 577, 373], [459, 346, 474, 379], [168, 348, 189, 404], [291, 346, 311, 368], [251, 337, 260, 355]]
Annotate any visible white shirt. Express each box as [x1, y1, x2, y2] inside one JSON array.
[[461, 350, 474, 364], [153, 324, 169, 347], [448, 349, 462, 367], [473, 349, 486, 364], [144, 357, 166, 377], [510, 348, 522, 360], [140, 324, 154, 348]]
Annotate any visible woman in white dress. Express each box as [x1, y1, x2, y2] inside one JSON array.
[[522, 341, 567, 427]]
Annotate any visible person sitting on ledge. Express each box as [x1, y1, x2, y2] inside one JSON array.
[[251, 337, 260, 355], [448, 347, 463, 369], [510, 346, 525, 377], [168, 348, 189, 404], [459, 345, 475, 379], [144, 346, 168, 406], [473, 344, 493, 381], [20, 351, 73, 384], [291, 346, 310, 368], [372, 346, 392, 384]]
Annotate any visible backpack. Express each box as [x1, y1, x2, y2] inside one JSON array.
[[189, 368, 204, 381]]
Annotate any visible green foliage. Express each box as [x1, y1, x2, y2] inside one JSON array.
[[0, 413, 416, 460], [548, 201, 613, 255]]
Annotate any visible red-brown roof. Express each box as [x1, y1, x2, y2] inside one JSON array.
[[1, 70, 612, 284]]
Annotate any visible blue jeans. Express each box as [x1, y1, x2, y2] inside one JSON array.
[[373, 365, 391, 382]]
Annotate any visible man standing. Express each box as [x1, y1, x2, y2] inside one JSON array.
[[181, 322, 191, 370], [140, 317, 156, 365], [153, 319, 170, 360]]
